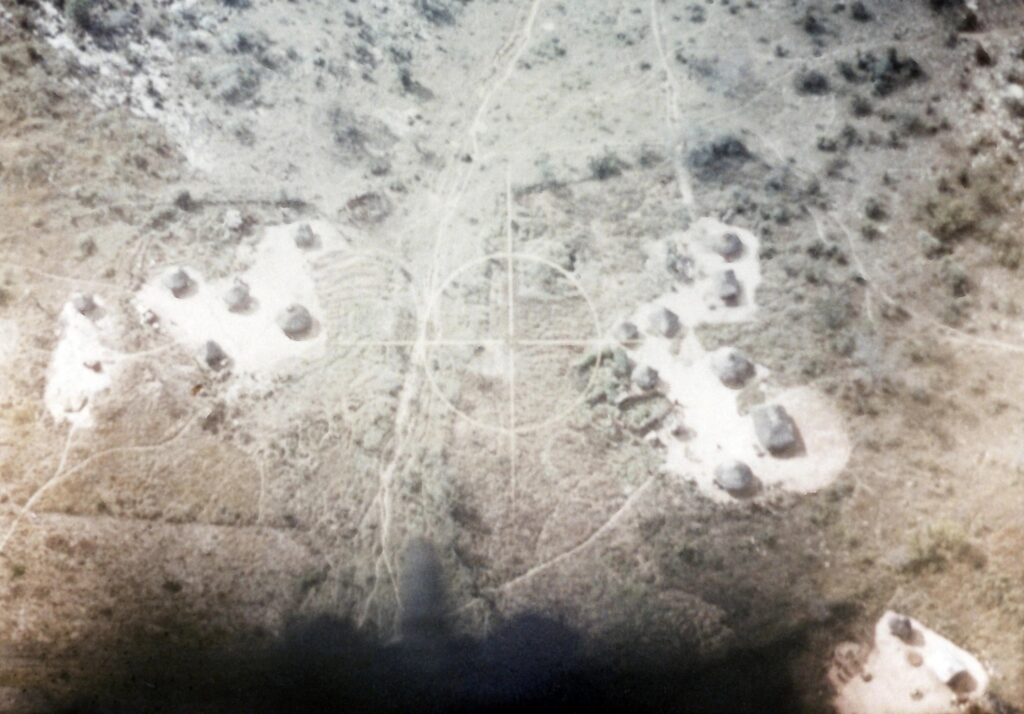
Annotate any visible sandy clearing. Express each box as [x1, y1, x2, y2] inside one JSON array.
[[628, 217, 849, 501], [44, 301, 115, 428], [832, 611, 989, 714], [134, 220, 345, 380]]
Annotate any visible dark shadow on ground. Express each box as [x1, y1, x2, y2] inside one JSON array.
[[52, 611, 810, 714]]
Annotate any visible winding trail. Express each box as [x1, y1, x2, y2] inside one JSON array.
[[0, 413, 198, 557], [359, 0, 547, 626]]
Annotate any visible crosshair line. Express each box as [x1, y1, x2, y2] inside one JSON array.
[[359, 185, 607, 445], [328, 337, 629, 348], [505, 169, 518, 502]]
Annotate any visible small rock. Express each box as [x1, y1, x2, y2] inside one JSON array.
[[294, 223, 318, 249], [163, 268, 193, 298], [202, 340, 230, 371], [942, 663, 974, 694], [714, 270, 742, 305], [888, 615, 914, 643], [83, 360, 102, 373], [906, 651, 923, 668], [223, 280, 251, 313], [710, 349, 755, 388], [647, 307, 682, 338], [711, 232, 744, 261], [71, 292, 97, 316], [632, 365, 659, 391], [614, 321, 640, 342], [751, 404, 799, 455], [277, 303, 313, 339], [713, 460, 758, 497]]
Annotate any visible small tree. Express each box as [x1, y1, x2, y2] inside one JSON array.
[[66, 0, 95, 31]]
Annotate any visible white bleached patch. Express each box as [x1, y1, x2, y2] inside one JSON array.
[[625, 217, 849, 501], [44, 302, 114, 428], [831, 611, 989, 714], [134, 221, 343, 378]]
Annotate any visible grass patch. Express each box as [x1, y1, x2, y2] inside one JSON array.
[[901, 521, 986, 574], [920, 158, 1024, 269]]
